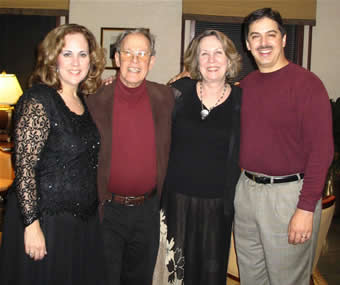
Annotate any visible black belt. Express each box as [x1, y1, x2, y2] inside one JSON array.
[[245, 171, 304, 184], [109, 188, 157, 207]]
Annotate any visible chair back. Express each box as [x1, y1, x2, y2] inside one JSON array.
[[0, 150, 14, 192], [312, 195, 336, 271], [0, 150, 13, 179], [227, 232, 239, 279]]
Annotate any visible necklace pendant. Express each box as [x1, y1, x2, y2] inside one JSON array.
[[200, 108, 209, 120]]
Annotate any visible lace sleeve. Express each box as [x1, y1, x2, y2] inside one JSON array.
[[14, 96, 50, 227]]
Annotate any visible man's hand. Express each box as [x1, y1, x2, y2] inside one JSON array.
[[167, 70, 191, 85], [288, 208, 314, 244]]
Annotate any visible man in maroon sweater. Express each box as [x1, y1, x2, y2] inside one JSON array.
[[234, 8, 334, 285], [86, 29, 174, 285]]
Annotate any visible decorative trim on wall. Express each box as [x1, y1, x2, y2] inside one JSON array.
[[0, 0, 69, 16], [0, 0, 69, 10], [183, 13, 315, 26], [307, 25, 313, 71], [183, 0, 316, 25], [0, 8, 68, 16]]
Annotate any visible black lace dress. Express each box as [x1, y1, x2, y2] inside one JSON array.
[[0, 84, 107, 285]]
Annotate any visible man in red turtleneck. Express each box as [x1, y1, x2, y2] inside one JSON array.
[[86, 28, 174, 285], [234, 8, 333, 285]]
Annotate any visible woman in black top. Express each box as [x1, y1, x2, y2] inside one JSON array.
[[155, 30, 242, 285], [0, 24, 107, 285]]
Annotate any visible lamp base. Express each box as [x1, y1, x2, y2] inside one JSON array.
[[0, 104, 14, 142]]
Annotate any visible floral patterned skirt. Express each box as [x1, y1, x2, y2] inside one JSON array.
[[153, 191, 233, 285]]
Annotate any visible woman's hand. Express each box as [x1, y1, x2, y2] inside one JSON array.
[[24, 220, 47, 261], [102, 75, 115, 86]]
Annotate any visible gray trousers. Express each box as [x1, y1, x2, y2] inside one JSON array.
[[234, 171, 321, 285]]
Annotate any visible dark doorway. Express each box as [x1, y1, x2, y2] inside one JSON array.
[[0, 15, 57, 90]]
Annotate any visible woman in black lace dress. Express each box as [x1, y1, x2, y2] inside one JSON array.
[[0, 24, 107, 284]]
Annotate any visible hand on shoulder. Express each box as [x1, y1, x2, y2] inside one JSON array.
[[102, 74, 116, 86], [167, 70, 191, 85]]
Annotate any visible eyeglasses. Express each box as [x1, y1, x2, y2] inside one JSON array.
[[119, 50, 151, 61]]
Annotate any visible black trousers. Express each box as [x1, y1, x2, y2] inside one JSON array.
[[101, 194, 160, 285]]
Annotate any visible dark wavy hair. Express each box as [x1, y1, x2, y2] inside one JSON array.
[[184, 30, 242, 82], [29, 23, 106, 94], [243, 8, 286, 41]]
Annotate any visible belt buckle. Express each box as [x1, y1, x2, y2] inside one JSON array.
[[251, 175, 270, 184], [124, 196, 135, 207], [258, 176, 269, 184]]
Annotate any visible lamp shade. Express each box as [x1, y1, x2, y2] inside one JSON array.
[[0, 71, 23, 105]]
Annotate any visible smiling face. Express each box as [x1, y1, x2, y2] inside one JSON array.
[[115, 33, 155, 88], [246, 17, 288, 73], [198, 35, 228, 84], [57, 33, 90, 91]]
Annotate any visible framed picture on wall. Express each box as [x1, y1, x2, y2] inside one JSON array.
[[100, 27, 136, 69]]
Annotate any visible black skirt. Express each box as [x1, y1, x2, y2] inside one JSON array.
[[0, 192, 107, 285], [154, 191, 233, 285]]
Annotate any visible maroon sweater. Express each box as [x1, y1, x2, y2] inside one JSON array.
[[240, 62, 334, 211], [108, 77, 157, 196]]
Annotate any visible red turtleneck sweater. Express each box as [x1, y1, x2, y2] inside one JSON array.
[[108, 76, 157, 196]]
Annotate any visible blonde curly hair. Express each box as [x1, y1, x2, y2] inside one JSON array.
[[29, 24, 106, 94]]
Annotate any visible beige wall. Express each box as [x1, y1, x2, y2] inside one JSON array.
[[311, 0, 340, 100], [69, 0, 182, 84], [69, 0, 339, 99]]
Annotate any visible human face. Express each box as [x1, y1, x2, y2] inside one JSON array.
[[246, 17, 288, 73], [115, 33, 155, 88], [198, 35, 228, 84], [57, 33, 90, 91]]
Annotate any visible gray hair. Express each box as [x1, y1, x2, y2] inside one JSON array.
[[115, 28, 156, 56]]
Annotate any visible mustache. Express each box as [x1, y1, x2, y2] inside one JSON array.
[[256, 45, 273, 51]]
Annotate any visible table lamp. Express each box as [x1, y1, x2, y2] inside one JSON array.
[[0, 71, 23, 142]]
